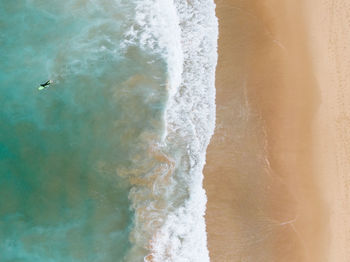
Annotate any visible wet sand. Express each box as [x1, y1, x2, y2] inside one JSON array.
[[203, 0, 350, 261]]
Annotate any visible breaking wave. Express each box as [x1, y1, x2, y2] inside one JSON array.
[[120, 0, 218, 261]]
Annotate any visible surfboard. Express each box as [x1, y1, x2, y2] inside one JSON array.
[[37, 80, 53, 90]]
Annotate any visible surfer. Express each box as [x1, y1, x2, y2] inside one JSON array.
[[38, 80, 53, 90]]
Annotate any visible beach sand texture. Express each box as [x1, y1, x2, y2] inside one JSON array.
[[204, 0, 350, 261]]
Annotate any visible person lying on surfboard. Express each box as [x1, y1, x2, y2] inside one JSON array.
[[38, 80, 53, 90]]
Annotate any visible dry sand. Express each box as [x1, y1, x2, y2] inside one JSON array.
[[204, 0, 350, 261], [306, 1, 350, 261]]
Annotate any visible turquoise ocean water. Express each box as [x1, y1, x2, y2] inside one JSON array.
[[0, 0, 218, 261], [0, 1, 168, 261]]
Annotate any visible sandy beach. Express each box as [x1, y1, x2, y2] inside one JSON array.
[[204, 0, 350, 261]]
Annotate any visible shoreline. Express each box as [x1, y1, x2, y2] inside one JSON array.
[[204, 1, 329, 261]]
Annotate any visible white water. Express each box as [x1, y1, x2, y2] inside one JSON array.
[[120, 0, 218, 261]]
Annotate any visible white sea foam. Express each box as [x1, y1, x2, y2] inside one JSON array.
[[121, 0, 218, 261]]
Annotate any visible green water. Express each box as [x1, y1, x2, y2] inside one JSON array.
[[0, 0, 167, 261]]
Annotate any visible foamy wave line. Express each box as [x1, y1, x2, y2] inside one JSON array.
[[121, 0, 218, 261]]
